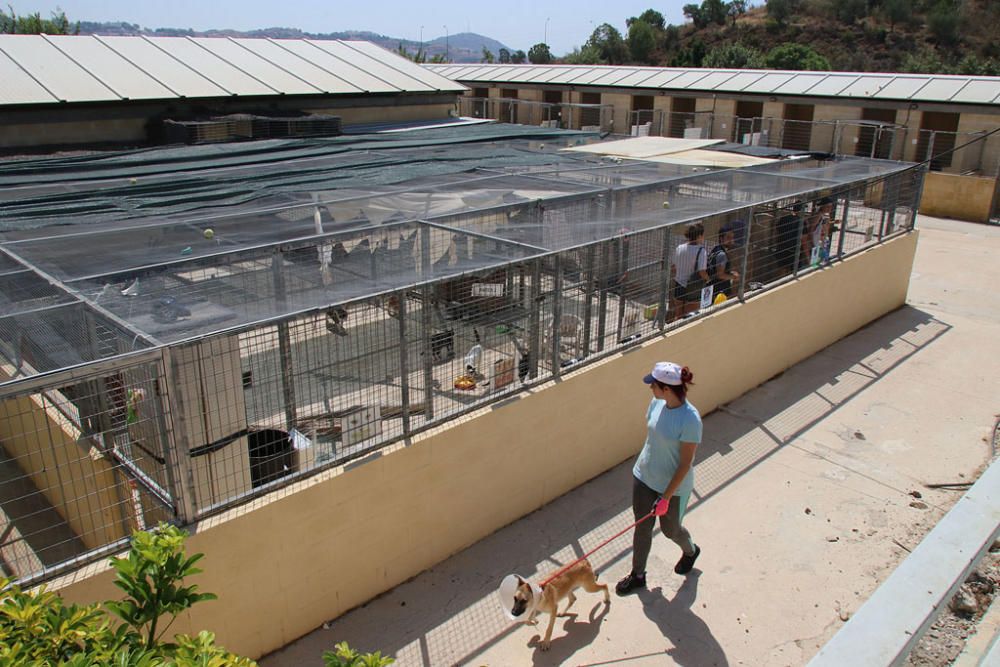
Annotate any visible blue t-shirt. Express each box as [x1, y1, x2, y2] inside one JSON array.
[[633, 398, 702, 497]]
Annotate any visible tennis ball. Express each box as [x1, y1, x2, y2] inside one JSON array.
[[663, 201, 670, 209], [203, 228, 214, 240], [129, 178, 137, 184]]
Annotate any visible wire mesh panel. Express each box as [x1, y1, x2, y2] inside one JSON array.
[[0, 357, 175, 582], [0, 125, 928, 579]]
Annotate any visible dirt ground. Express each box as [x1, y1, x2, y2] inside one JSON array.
[[905, 421, 1000, 666]]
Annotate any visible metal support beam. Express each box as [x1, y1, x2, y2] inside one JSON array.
[[551, 255, 562, 380], [397, 291, 410, 437]]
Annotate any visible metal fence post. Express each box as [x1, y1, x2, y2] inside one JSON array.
[[737, 208, 753, 302], [420, 285, 435, 422], [910, 167, 928, 230], [596, 240, 609, 352], [271, 250, 297, 428], [792, 209, 805, 277], [551, 255, 563, 379], [656, 227, 671, 329], [396, 291, 410, 437], [582, 244, 596, 352], [526, 257, 542, 381], [837, 192, 851, 259]]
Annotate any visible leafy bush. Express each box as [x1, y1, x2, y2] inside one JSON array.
[[766, 0, 797, 26], [765, 42, 831, 70], [703, 43, 766, 68], [0, 524, 254, 666], [527, 43, 552, 64], [829, 0, 868, 24], [323, 641, 395, 667], [927, 0, 960, 45], [627, 20, 657, 64]]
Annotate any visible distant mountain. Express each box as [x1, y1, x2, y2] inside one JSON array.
[[75, 22, 511, 63]]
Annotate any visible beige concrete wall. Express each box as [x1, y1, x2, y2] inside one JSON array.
[[0, 102, 456, 149], [919, 172, 997, 223], [311, 103, 454, 127], [813, 104, 861, 154], [955, 112, 1000, 175], [694, 97, 714, 114], [602, 93, 633, 135], [518, 88, 543, 103], [0, 386, 127, 550], [51, 231, 919, 660], [0, 118, 148, 149], [711, 99, 738, 141], [900, 110, 924, 162]]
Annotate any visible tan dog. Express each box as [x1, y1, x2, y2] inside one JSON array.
[[511, 559, 610, 651]]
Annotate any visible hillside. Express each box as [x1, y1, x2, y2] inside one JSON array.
[[594, 0, 1000, 74], [75, 21, 509, 63]]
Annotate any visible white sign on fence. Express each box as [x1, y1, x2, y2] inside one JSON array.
[[699, 284, 715, 310], [471, 283, 505, 297]]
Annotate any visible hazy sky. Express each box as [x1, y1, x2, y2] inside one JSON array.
[[6, 1, 689, 55]]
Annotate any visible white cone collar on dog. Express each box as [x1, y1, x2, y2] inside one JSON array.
[[498, 574, 543, 620]]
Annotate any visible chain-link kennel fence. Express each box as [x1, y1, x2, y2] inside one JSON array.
[[0, 124, 923, 583]]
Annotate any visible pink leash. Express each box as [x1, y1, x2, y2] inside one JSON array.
[[539, 499, 667, 587]]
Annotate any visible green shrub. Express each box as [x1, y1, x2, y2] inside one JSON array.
[[323, 641, 395, 667], [0, 524, 254, 666]]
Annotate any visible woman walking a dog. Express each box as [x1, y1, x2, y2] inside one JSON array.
[[616, 361, 702, 595]]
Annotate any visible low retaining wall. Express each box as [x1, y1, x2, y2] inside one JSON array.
[[919, 171, 997, 223], [52, 231, 920, 660]]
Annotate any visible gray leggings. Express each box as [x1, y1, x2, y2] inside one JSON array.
[[630, 475, 695, 575]]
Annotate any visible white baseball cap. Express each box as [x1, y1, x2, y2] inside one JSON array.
[[643, 361, 683, 386]]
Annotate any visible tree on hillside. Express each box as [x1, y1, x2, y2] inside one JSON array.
[[584, 23, 628, 65], [627, 19, 657, 64], [637, 9, 666, 30], [511, 49, 527, 64], [684, 0, 730, 28], [882, 0, 912, 32], [703, 42, 765, 68], [563, 43, 602, 64], [528, 42, 552, 64], [766, 43, 831, 70], [728, 0, 748, 26], [766, 0, 797, 27], [0, 7, 77, 34], [831, 0, 868, 25], [683, 4, 708, 28], [670, 37, 708, 67], [927, 0, 960, 46], [481, 47, 495, 63], [499, 47, 511, 63]]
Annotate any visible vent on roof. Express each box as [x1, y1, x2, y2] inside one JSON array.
[[160, 113, 342, 145]]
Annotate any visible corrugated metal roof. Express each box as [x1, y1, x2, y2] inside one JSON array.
[[0, 35, 464, 106], [95, 36, 230, 98], [0, 34, 115, 102], [43, 35, 176, 100], [424, 63, 1000, 105], [0, 47, 58, 104]]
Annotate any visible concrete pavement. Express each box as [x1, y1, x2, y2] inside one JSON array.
[[264, 215, 1000, 667]]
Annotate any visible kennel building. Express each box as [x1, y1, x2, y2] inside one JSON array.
[[0, 123, 923, 582]]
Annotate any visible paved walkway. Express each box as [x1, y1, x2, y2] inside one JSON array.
[[264, 216, 1000, 667]]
